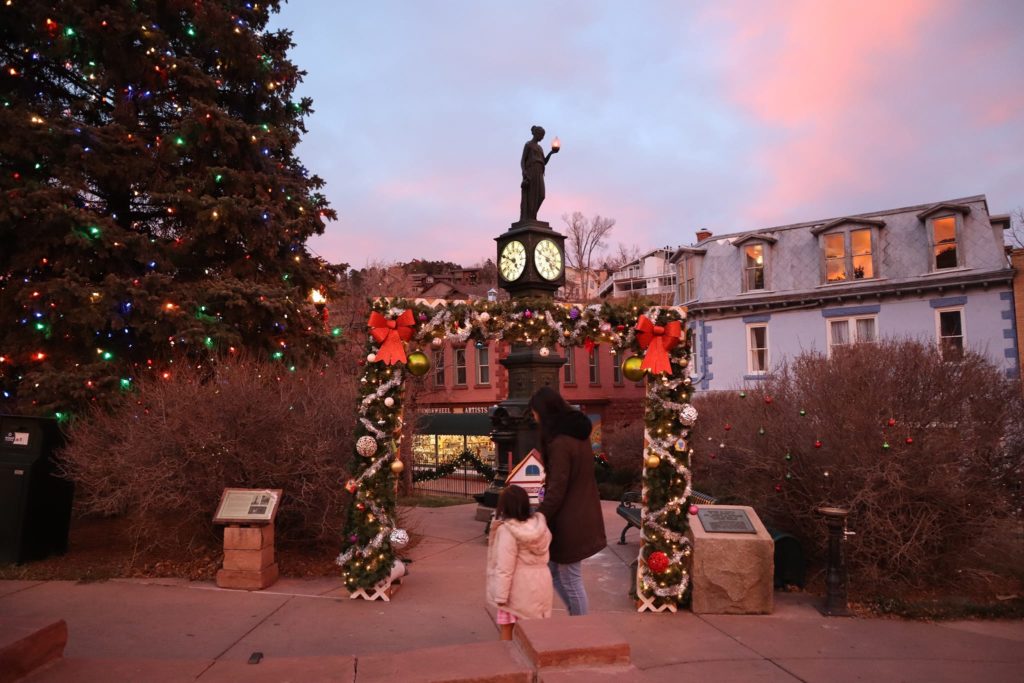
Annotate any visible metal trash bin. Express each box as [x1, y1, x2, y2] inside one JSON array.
[[0, 416, 74, 564]]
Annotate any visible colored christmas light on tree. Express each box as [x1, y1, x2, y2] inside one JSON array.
[[0, 0, 340, 416]]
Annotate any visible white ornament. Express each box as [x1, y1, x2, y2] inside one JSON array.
[[356, 435, 378, 458], [367, 352, 377, 363], [431, 337, 443, 347], [478, 312, 490, 323], [599, 322, 612, 333], [679, 404, 698, 426], [384, 397, 395, 408], [539, 347, 550, 357], [389, 528, 410, 549]]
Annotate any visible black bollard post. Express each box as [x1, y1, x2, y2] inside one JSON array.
[[816, 506, 852, 616]]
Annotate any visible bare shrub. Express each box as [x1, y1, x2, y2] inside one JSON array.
[[603, 420, 645, 484], [692, 340, 1023, 596], [61, 354, 359, 558]]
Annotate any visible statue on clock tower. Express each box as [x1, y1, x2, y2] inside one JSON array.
[[520, 125, 560, 222]]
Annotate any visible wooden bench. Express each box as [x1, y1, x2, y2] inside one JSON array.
[[616, 489, 718, 545]]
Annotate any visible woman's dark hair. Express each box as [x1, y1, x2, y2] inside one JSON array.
[[528, 385, 573, 450], [496, 484, 531, 522]]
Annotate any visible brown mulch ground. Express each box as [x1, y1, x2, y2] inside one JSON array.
[[0, 516, 367, 583]]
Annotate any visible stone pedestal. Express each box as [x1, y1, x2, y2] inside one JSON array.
[[686, 505, 773, 614], [216, 524, 278, 591]]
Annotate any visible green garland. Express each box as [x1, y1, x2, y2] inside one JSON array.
[[338, 297, 697, 610], [413, 449, 496, 482]]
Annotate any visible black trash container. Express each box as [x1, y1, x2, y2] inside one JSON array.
[[0, 416, 74, 564]]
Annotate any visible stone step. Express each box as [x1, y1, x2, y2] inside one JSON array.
[[0, 618, 67, 683], [539, 665, 650, 682], [513, 615, 631, 669], [355, 641, 533, 683]]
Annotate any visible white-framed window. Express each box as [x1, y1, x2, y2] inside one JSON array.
[[433, 349, 445, 387], [935, 307, 964, 359], [454, 348, 467, 386], [930, 215, 960, 270], [679, 255, 698, 302], [475, 345, 490, 385], [563, 348, 576, 385], [743, 243, 766, 291], [822, 228, 876, 283], [827, 316, 877, 355], [612, 352, 622, 384], [588, 347, 600, 385], [746, 324, 768, 374]]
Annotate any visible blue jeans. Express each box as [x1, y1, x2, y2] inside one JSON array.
[[549, 561, 588, 616]]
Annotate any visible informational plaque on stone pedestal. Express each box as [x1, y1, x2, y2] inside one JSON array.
[[213, 488, 282, 525], [697, 507, 756, 534], [687, 505, 774, 614]]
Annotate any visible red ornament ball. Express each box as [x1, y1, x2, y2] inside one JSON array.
[[688, 505, 699, 515], [905, 437, 914, 445], [814, 440, 823, 449], [774, 483, 783, 492], [764, 396, 773, 404], [724, 423, 732, 431], [647, 551, 670, 574], [887, 418, 896, 427]]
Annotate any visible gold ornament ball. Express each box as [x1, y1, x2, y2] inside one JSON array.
[[622, 356, 645, 382], [645, 454, 661, 469], [406, 351, 431, 377], [390, 460, 405, 474]]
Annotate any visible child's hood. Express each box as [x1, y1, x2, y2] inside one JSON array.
[[504, 514, 551, 554]]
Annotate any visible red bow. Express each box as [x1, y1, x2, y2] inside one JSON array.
[[635, 317, 682, 375], [368, 309, 415, 365]]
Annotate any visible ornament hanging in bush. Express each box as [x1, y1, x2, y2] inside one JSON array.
[[647, 551, 669, 574], [356, 435, 378, 458], [389, 528, 410, 550], [621, 356, 645, 382], [679, 404, 698, 426]]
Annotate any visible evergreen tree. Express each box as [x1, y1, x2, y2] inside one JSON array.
[[0, 1, 338, 417]]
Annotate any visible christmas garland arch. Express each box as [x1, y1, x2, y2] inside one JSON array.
[[338, 297, 699, 611]]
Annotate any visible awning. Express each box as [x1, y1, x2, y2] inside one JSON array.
[[416, 412, 493, 436]]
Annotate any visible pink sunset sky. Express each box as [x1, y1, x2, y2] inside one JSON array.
[[272, 0, 1024, 268]]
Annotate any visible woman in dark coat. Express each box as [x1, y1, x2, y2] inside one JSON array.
[[530, 386, 606, 615]]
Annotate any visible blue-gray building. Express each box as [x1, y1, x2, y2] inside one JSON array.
[[671, 195, 1017, 391]]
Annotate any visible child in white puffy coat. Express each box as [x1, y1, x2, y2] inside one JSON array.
[[486, 485, 554, 640]]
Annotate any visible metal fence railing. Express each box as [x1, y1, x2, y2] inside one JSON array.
[[411, 448, 495, 499]]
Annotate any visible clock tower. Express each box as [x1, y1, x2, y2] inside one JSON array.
[[478, 126, 569, 515]]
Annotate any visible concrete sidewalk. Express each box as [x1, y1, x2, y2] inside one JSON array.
[[2, 501, 1022, 681]]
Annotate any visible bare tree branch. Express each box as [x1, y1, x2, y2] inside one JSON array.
[[561, 212, 615, 299]]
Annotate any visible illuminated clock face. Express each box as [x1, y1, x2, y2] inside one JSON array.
[[499, 240, 526, 281], [534, 238, 563, 281]]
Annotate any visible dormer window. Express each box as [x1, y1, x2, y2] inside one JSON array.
[[931, 216, 958, 269], [734, 233, 775, 293], [812, 217, 884, 284], [744, 244, 764, 291], [917, 203, 970, 272], [675, 250, 704, 303]]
